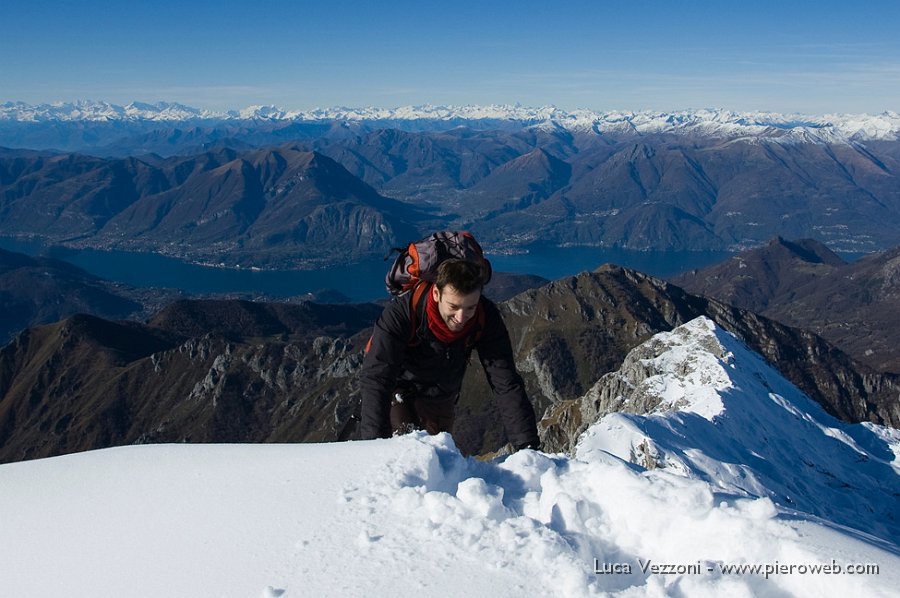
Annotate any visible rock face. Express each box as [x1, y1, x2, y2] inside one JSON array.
[[0, 300, 381, 463], [2, 267, 899, 463], [540, 317, 749, 454]]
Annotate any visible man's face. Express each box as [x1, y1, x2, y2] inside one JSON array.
[[432, 284, 481, 332]]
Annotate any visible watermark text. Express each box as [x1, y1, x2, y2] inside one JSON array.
[[594, 558, 880, 579]]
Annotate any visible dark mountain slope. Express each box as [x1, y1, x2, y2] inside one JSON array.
[[671, 237, 845, 310], [673, 238, 900, 372], [0, 300, 382, 463], [0, 146, 427, 268], [0, 248, 144, 343], [458, 137, 900, 252], [98, 145, 423, 266], [315, 127, 546, 203], [466, 148, 572, 218], [0, 152, 165, 238]]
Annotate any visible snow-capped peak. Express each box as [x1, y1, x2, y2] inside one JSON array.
[[2, 100, 899, 142], [0, 100, 217, 122]]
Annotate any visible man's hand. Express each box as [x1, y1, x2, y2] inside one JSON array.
[[515, 438, 541, 452]]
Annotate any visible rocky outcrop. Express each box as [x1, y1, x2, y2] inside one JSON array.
[[0, 300, 380, 463], [540, 317, 734, 453]]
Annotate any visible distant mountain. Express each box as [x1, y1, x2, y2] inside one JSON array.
[[314, 127, 539, 203], [4, 267, 897, 464], [0, 248, 149, 343], [5, 104, 900, 256], [672, 238, 900, 372], [464, 148, 572, 218], [316, 128, 900, 254], [0, 145, 427, 268], [460, 138, 900, 253]]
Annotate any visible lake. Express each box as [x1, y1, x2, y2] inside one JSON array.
[[0, 237, 733, 302]]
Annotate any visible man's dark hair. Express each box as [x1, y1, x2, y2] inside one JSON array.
[[435, 259, 485, 295]]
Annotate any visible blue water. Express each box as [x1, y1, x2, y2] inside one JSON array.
[[0, 237, 733, 302]]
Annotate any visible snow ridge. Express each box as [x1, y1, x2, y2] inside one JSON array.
[[2, 100, 899, 142], [575, 317, 900, 542]]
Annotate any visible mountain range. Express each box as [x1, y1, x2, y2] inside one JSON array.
[[3, 101, 900, 257], [3, 101, 900, 143], [0, 145, 426, 268], [3, 127, 900, 258]]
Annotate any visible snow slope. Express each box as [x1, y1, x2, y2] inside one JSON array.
[[1, 318, 898, 598], [575, 317, 900, 544]]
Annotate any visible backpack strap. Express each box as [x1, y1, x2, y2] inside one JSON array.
[[407, 281, 431, 347], [363, 281, 430, 355]]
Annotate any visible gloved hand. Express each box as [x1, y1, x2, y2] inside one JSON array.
[[515, 438, 541, 452]]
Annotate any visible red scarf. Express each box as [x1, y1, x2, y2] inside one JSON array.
[[425, 284, 479, 344]]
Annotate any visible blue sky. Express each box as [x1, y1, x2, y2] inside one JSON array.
[[2, 0, 899, 114]]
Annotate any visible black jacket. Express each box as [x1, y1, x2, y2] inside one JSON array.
[[358, 287, 538, 448]]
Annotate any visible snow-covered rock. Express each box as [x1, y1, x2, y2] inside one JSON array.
[[566, 316, 900, 542]]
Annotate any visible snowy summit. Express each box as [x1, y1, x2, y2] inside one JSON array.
[[1, 317, 898, 597]]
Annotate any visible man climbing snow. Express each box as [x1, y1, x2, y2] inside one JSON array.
[[357, 238, 539, 452]]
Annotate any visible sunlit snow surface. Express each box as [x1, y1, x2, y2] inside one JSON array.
[[1, 317, 898, 598]]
